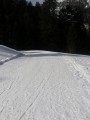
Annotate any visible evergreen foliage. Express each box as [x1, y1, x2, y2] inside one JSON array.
[[0, 0, 90, 54]]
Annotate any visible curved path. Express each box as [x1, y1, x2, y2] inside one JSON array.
[[0, 51, 90, 120]]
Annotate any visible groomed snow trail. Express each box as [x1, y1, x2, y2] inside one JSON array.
[[0, 48, 90, 120]]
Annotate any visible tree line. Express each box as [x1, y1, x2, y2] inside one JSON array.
[[0, 0, 90, 54]]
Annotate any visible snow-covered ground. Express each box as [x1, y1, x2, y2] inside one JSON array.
[[0, 45, 90, 120], [0, 45, 23, 65]]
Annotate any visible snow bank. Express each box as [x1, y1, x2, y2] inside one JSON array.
[[0, 45, 24, 65]]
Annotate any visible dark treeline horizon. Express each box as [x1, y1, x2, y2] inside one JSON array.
[[0, 0, 90, 54]]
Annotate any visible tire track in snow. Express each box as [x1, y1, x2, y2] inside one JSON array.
[[0, 58, 40, 101], [0, 57, 53, 120], [0, 58, 44, 119], [12, 55, 90, 120], [17, 58, 53, 120], [21, 56, 72, 120], [1, 52, 90, 120], [19, 72, 52, 120], [0, 81, 14, 96]]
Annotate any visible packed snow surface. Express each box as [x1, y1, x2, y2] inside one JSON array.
[[0, 45, 90, 120]]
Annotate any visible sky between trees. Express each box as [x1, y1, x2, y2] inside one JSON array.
[[26, 0, 62, 5], [26, 0, 43, 5]]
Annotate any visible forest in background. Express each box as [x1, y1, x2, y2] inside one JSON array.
[[0, 0, 90, 54]]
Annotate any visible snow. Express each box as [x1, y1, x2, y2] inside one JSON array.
[[0, 45, 23, 65], [0, 45, 90, 120]]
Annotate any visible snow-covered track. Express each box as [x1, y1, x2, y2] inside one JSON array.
[[0, 46, 90, 120]]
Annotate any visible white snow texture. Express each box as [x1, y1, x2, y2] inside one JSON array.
[[0, 45, 90, 120]]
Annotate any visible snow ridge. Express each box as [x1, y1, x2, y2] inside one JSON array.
[[0, 45, 24, 65]]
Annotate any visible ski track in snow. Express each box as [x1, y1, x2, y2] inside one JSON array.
[[0, 46, 90, 120]]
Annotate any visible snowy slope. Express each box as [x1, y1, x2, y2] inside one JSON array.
[[0, 45, 23, 65], [0, 46, 90, 120]]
